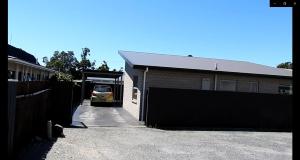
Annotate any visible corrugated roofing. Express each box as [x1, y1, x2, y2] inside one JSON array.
[[118, 50, 292, 77]]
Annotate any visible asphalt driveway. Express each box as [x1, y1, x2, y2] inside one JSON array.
[[19, 100, 292, 160]]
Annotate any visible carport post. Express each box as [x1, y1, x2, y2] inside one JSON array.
[[119, 76, 122, 103], [114, 77, 116, 102], [116, 77, 119, 102], [80, 72, 85, 104]]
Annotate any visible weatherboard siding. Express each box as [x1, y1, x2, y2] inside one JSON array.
[[144, 69, 292, 94], [146, 70, 214, 90], [123, 66, 292, 121], [216, 74, 292, 93]]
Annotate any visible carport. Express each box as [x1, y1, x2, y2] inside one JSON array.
[[80, 70, 123, 106]]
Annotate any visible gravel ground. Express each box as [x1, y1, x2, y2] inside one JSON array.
[[42, 127, 292, 160], [17, 101, 292, 160]]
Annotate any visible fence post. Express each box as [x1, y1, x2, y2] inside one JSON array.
[[7, 81, 16, 157], [70, 83, 74, 124]]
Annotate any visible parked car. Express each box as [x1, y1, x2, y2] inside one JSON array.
[[90, 85, 113, 106]]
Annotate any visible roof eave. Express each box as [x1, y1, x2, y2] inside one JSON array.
[[133, 65, 292, 79], [118, 51, 135, 68], [8, 57, 56, 72]]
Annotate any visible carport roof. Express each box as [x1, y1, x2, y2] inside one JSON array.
[[118, 50, 292, 78], [83, 70, 123, 78]]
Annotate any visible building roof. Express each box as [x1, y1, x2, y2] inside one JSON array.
[[8, 55, 56, 72], [118, 50, 292, 78], [8, 44, 55, 72], [8, 44, 39, 65]]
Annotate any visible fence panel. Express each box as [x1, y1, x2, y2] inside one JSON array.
[[12, 81, 51, 157], [7, 82, 16, 158], [146, 87, 292, 131], [7, 81, 82, 157], [50, 81, 80, 126]]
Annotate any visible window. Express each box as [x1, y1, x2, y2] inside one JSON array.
[[278, 84, 292, 95], [94, 85, 112, 92], [132, 76, 138, 102], [220, 80, 236, 91], [133, 76, 138, 87], [18, 72, 22, 81], [27, 73, 31, 81], [249, 82, 258, 93], [8, 70, 16, 79], [202, 78, 210, 90], [132, 87, 138, 101], [23, 73, 26, 81]]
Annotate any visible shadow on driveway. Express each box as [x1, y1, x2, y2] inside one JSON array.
[[15, 138, 57, 160]]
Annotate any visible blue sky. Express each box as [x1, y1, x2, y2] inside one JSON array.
[[8, 0, 292, 70]]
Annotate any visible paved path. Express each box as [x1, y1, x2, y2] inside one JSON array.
[[18, 100, 292, 160], [72, 100, 141, 127]]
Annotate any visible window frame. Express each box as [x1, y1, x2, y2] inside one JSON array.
[[201, 78, 211, 90], [278, 84, 292, 95], [132, 87, 138, 103], [131, 75, 139, 103], [248, 81, 258, 93], [219, 79, 237, 91]]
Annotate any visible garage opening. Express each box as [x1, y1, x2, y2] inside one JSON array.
[[76, 70, 124, 107]]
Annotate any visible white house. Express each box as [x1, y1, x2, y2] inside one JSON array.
[[8, 44, 55, 81]]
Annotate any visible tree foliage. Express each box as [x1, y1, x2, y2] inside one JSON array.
[[277, 62, 292, 69], [45, 48, 97, 80], [98, 61, 110, 72], [50, 72, 73, 82], [77, 48, 96, 71], [42, 56, 49, 65], [44, 47, 123, 80], [45, 51, 79, 73]]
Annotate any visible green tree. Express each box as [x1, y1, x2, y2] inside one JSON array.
[[45, 51, 79, 73], [77, 48, 96, 71], [98, 61, 110, 71], [277, 62, 292, 69], [50, 72, 73, 82], [42, 56, 48, 65]]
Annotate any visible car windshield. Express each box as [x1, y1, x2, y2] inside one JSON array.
[[94, 86, 112, 92]]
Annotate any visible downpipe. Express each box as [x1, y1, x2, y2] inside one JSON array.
[[141, 67, 149, 121]]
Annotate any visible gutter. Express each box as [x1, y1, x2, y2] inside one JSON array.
[[141, 67, 149, 121]]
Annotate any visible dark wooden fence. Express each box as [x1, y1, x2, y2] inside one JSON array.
[[145, 87, 292, 131], [50, 81, 81, 125], [7, 80, 81, 159]]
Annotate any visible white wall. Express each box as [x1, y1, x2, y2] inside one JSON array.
[[8, 61, 53, 81], [122, 63, 144, 120]]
